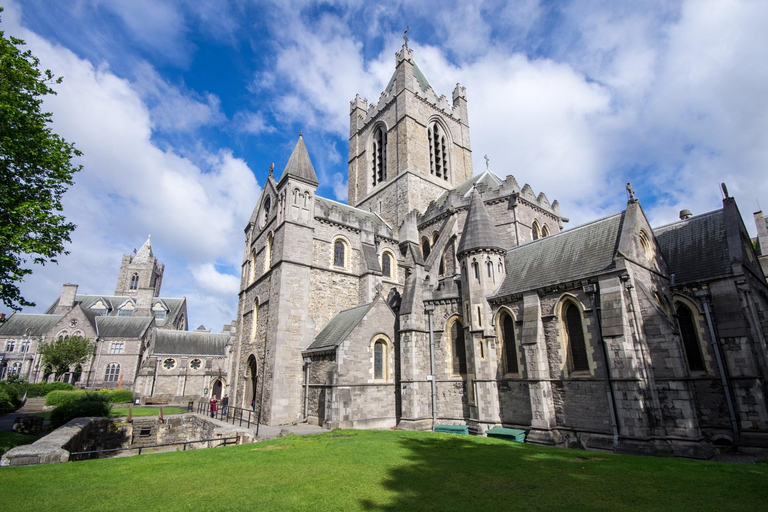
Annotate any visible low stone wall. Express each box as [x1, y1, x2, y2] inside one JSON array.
[[1, 414, 253, 467]]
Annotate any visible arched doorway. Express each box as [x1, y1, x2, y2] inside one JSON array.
[[244, 355, 258, 410], [211, 379, 223, 400]]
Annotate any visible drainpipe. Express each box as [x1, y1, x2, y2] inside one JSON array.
[[303, 357, 311, 421], [425, 303, 437, 431], [587, 283, 620, 448], [698, 293, 739, 443]]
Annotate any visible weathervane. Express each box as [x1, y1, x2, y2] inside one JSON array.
[[404, 26, 409, 49], [484, 154, 489, 170]]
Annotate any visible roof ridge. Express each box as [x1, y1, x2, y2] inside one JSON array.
[[653, 207, 723, 232], [507, 211, 625, 253]]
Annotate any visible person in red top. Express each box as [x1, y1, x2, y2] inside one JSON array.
[[209, 396, 217, 418]]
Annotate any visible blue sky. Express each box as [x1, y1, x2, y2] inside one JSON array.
[[2, 0, 767, 331]]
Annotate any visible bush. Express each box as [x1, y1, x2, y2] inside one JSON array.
[[0, 382, 24, 411], [49, 394, 111, 429], [45, 389, 134, 406], [44, 382, 75, 394]]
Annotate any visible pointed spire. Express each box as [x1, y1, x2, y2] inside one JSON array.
[[133, 235, 153, 264], [457, 191, 505, 257], [278, 133, 319, 187]]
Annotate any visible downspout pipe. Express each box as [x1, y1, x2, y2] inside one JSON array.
[[303, 357, 311, 421], [426, 303, 437, 431], [699, 294, 739, 443], [588, 284, 620, 448]]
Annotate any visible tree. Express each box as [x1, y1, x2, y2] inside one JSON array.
[[0, 8, 82, 311], [39, 335, 93, 381]]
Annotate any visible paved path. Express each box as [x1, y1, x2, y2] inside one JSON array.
[[0, 397, 48, 432], [248, 423, 328, 440]]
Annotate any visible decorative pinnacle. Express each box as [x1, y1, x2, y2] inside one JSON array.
[[299, 131, 303, 138], [404, 26, 409, 49], [484, 155, 489, 169], [269, 163, 274, 177]]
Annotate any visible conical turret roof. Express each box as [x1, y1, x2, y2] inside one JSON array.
[[278, 133, 319, 186], [457, 190, 505, 256]]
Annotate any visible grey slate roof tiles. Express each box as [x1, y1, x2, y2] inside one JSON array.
[[654, 209, 732, 285], [96, 316, 153, 338], [46, 295, 185, 327], [0, 314, 64, 337], [154, 330, 229, 356], [306, 302, 374, 352], [279, 134, 319, 186], [494, 212, 624, 298], [434, 168, 504, 207], [361, 243, 382, 273]]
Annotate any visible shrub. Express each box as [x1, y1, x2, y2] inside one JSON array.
[[44, 382, 75, 394], [45, 389, 134, 406], [45, 390, 85, 406], [49, 394, 111, 429], [0, 382, 24, 411]]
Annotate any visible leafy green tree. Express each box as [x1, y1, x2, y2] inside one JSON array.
[[39, 335, 93, 381], [0, 8, 82, 311]]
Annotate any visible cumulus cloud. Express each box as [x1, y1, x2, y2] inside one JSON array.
[[191, 264, 241, 295]]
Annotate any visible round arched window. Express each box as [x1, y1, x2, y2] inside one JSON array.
[[162, 358, 177, 370], [189, 358, 202, 370]]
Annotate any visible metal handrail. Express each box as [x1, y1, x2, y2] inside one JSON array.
[[196, 401, 258, 429], [68, 436, 239, 461]]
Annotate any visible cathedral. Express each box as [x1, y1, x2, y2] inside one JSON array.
[[229, 42, 768, 457], [2, 42, 768, 458]]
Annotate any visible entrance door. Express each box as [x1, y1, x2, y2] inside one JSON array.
[[212, 379, 223, 400]]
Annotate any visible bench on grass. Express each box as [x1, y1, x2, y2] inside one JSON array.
[[434, 425, 469, 435], [485, 427, 526, 442]]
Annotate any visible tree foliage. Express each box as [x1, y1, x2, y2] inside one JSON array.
[[0, 8, 82, 310], [39, 335, 93, 380]]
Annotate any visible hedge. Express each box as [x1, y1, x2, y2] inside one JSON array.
[[24, 382, 74, 398], [49, 395, 112, 429], [45, 389, 134, 406]]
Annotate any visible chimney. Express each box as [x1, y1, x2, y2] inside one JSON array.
[[54, 284, 79, 314], [679, 209, 693, 220], [135, 287, 154, 316]]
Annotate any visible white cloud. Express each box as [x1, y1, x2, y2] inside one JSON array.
[[235, 110, 277, 135], [332, 173, 348, 202], [191, 264, 241, 295]]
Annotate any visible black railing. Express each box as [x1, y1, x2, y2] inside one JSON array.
[[196, 401, 259, 429], [68, 436, 239, 461]]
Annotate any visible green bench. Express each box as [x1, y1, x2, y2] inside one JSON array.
[[486, 427, 526, 442], [434, 425, 469, 435]]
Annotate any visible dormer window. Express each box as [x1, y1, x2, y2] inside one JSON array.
[[372, 125, 387, 186], [428, 122, 449, 181], [152, 303, 167, 321], [91, 300, 110, 316], [129, 273, 139, 290], [118, 301, 134, 317]]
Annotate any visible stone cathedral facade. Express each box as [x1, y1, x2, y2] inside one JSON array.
[[231, 43, 768, 457]]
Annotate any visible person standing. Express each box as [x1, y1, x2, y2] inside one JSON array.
[[222, 394, 229, 416], [209, 396, 217, 418]]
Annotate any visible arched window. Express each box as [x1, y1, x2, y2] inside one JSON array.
[[265, 233, 273, 271], [542, 224, 550, 237], [104, 363, 120, 382], [438, 253, 446, 276], [250, 249, 257, 283], [382, 252, 392, 278], [500, 312, 518, 374], [372, 125, 387, 186], [639, 230, 654, 261], [532, 221, 541, 241], [252, 299, 259, 340], [129, 273, 139, 290], [428, 122, 449, 181], [334, 240, 345, 267], [676, 304, 705, 372], [472, 260, 480, 280], [10, 362, 22, 377], [421, 237, 431, 260], [563, 302, 589, 373], [264, 196, 271, 217], [373, 340, 386, 380], [451, 320, 467, 375], [486, 260, 493, 281]]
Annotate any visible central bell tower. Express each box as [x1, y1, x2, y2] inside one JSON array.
[[348, 42, 473, 228]]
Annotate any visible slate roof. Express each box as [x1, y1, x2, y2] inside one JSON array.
[[654, 209, 732, 285], [361, 243, 382, 273], [46, 295, 185, 327], [315, 197, 385, 227], [493, 212, 624, 298], [457, 190, 505, 256], [96, 316, 153, 338], [278, 134, 319, 186], [305, 302, 374, 352], [384, 61, 432, 94], [434, 168, 504, 207], [154, 330, 229, 356], [0, 314, 64, 337]]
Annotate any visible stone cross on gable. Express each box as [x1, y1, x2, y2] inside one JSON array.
[[484, 155, 489, 169], [404, 26, 409, 48], [626, 182, 635, 202]]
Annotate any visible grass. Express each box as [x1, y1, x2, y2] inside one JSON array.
[[0, 431, 38, 457], [0, 430, 766, 511], [33, 406, 187, 420]]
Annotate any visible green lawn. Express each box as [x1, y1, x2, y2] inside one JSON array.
[[0, 431, 38, 457], [34, 406, 187, 420], [1, 430, 766, 511]]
